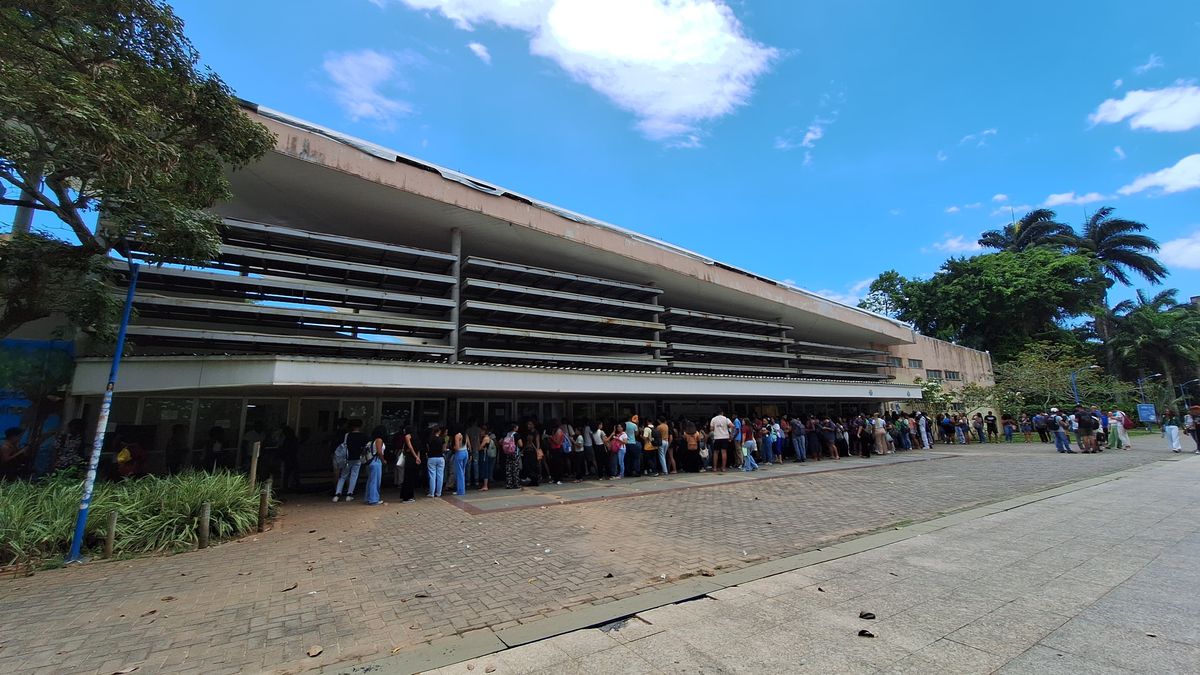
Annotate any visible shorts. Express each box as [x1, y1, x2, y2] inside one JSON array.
[[713, 438, 733, 453], [1080, 431, 1095, 438]]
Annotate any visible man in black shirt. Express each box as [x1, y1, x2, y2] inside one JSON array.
[[984, 411, 999, 443]]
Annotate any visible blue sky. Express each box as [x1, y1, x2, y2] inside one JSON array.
[[14, 1, 1200, 306]]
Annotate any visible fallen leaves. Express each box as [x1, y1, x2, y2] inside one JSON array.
[[306, 645, 323, 657], [160, 596, 175, 602], [281, 582, 298, 592]]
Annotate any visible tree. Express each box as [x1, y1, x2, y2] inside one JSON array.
[[977, 209, 1072, 252], [1109, 289, 1200, 398], [0, 0, 274, 335], [914, 377, 955, 412], [992, 342, 1135, 413], [857, 270, 908, 318], [1067, 206, 1168, 372], [887, 249, 1107, 362]]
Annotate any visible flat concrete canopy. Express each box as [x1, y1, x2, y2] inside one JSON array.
[[214, 109, 914, 349]]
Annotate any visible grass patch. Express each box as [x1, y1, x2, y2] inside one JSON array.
[[0, 470, 275, 568]]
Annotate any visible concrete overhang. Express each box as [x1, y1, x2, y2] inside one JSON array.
[[213, 106, 915, 348], [71, 356, 922, 401]]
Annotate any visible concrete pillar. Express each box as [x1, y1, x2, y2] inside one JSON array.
[[449, 228, 462, 364], [651, 288, 663, 372]]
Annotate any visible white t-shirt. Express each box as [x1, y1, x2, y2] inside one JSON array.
[[710, 415, 732, 440], [593, 428, 605, 445]]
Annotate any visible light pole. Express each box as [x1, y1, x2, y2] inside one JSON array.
[[1070, 365, 1101, 405], [1137, 373, 1163, 404], [1178, 379, 1200, 408]]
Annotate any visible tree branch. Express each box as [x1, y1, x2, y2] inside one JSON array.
[[43, 175, 107, 252]]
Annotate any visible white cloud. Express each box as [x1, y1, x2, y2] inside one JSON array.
[[1133, 54, 1164, 75], [1042, 191, 1107, 207], [394, 0, 777, 144], [774, 115, 836, 159], [467, 41, 492, 64], [809, 278, 873, 306], [930, 234, 982, 253], [944, 205, 961, 214], [991, 203, 1031, 217], [1113, 78, 1124, 89], [936, 150, 948, 162], [1118, 153, 1200, 196], [964, 202, 982, 209], [1088, 85, 1200, 132], [1160, 230, 1200, 270], [322, 49, 414, 124], [1113, 145, 1126, 160], [992, 193, 1008, 203], [959, 128, 998, 147]]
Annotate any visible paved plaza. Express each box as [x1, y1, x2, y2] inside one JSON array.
[[423, 445, 1200, 674], [0, 437, 1187, 674]]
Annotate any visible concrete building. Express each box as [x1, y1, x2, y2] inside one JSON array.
[[66, 105, 993, 474]]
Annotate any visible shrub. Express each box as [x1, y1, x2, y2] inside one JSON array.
[[0, 470, 273, 567]]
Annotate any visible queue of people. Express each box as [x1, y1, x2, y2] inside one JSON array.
[[325, 410, 943, 504]]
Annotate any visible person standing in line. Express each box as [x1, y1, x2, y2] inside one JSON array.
[[610, 422, 628, 478], [1111, 409, 1132, 449], [619, 415, 637, 478], [521, 420, 542, 487], [1183, 409, 1199, 453], [333, 419, 368, 502], [569, 421, 586, 483], [593, 421, 610, 479], [1048, 409, 1073, 453], [791, 415, 808, 462], [984, 411, 999, 443], [656, 416, 674, 474], [709, 409, 733, 473], [501, 423, 521, 489], [478, 424, 496, 491], [449, 425, 468, 496], [464, 418, 483, 489], [363, 425, 387, 506], [395, 426, 420, 503], [1074, 406, 1097, 453], [1002, 415, 1016, 443], [1163, 409, 1183, 452], [1019, 414, 1033, 443], [1032, 412, 1048, 443], [741, 430, 759, 472], [425, 424, 447, 497], [581, 420, 597, 478]]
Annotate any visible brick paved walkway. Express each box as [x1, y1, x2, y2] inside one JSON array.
[[0, 438, 1175, 674]]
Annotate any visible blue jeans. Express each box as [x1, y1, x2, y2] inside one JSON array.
[[1053, 430, 1072, 453], [955, 429, 966, 444], [479, 453, 495, 485], [611, 446, 625, 477], [453, 449, 469, 495], [335, 459, 361, 498], [742, 453, 758, 471], [657, 442, 669, 474], [763, 439, 775, 463], [1004, 428, 1013, 442], [625, 442, 641, 476], [426, 455, 446, 496], [467, 451, 479, 485], [900, 432, 912, 450], [792, 435, 807, 461], [364, 457, 383, 504]]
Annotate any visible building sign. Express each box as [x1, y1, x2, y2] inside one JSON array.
[[1136, 403, 1158, 423]]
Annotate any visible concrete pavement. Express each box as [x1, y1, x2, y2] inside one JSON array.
[[419, 450, 1200, 674]]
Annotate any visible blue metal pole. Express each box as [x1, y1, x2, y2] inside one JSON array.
[[67, 262, 139, 563], [1070, 371, 1080, 405]]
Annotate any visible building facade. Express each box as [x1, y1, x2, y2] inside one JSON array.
[[65, 105, 993, 474]]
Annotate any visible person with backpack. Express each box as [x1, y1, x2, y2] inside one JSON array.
[[1047, 409, 1073, 453], [333, 419, 368, 502], [641, 420, 658, 477], [1111, 408, 1133, 449], [501, 423, 521, 489]]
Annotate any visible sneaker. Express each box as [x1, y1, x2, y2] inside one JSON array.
[[555, 480, 563, 485], [402, 499, 415, 504], [331, 496, 340, 503], [427, 493, 435, 498], [345, 495, 355, 501]]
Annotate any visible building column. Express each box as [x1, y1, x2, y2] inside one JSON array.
[[651, 288, 663, 372], [449, 228, 462, 364]]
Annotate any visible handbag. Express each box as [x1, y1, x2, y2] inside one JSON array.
[[396, 452, 406, 468], [699, 446, 710, 460]]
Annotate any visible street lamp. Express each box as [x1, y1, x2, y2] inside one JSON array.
[[1136, 373, 1163, 404], [1070, 365, 1101, 405], [1178, 379, 1200, 408]]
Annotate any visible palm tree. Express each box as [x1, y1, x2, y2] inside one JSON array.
[[1110, 290, 1200, 400], [977, 209, 1072, 251], [1068, 207, 1168, 372]]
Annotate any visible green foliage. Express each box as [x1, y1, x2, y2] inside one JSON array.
[[862, 249, 1107, 362], [977, 208, 1072, 252], [0, 0, 274, 336], [857, 270, 907, 318], [1109, 289, 1200, 397], [0, 233, 123, 338], [991, 342, 1135, 413], [914, 377, 955, 411], [0, 470, 273, 567]]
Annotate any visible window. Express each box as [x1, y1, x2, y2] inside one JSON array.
[[886, 357, 903, 367], [926, 369, 943, 381], [944, 370, 962, 381], [908, 359, 924, 369]]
